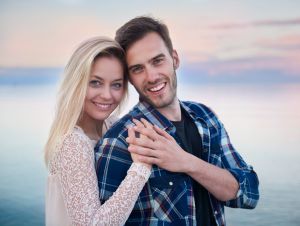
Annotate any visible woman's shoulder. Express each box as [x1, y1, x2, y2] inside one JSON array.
[[59, 126, 91, 146], [48, 127, 93, 174]]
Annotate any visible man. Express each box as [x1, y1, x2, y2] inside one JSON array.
[[95, 16, 259, 226]]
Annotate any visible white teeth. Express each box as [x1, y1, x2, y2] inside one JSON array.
[[149, 83, 165, 92], [94, 103, 111, 110]]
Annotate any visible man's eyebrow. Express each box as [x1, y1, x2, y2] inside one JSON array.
[[151, 53, 165, 61]]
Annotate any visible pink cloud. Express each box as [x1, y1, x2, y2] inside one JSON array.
[[181, 33, 300, 77], [211, 18, 300, 29], [0, 15, 114, 67], [188, 54, 300, 77], [256, 34, 300, 50]]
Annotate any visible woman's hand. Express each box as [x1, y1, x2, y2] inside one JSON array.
[[127, 123, 152, 170]]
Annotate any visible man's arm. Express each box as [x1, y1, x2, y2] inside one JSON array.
[[217, 123, 259, 209], [127, 118, 259, 208], [183, 153, 239, 201]]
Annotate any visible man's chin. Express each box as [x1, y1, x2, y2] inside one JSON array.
[[147, 98, 173, 109], [139, 92, 175, 108]]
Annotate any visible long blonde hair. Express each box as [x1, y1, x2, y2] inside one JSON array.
[[44, 36, 128, 166]]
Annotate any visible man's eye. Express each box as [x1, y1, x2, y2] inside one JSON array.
[[131, 67, 143, 74], [153, 58, 163, 65]]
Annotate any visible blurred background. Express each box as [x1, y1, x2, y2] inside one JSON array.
[[0, 0, 300, 225]]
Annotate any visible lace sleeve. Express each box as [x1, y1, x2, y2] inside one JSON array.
[[56, 132, 151, 226]]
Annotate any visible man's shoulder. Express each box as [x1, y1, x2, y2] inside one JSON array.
[[103, 114, 131, 139], [182, 100, 216, 117], [103, 105, 145, 139]]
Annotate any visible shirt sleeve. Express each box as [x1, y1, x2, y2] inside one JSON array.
[[218, 122, 260, 209], [56, 132, 151, 226]]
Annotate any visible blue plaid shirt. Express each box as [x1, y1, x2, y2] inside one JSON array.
[[95, 100, 259, 226]]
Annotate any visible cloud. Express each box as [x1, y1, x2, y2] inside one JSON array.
[[256, 34, 300, 50], [211, 18, 300, 29], [179, 52, 300, 84], [0, 14, 115, 67], [206, 56, 299, 76]]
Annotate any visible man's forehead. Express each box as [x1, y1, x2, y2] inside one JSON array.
[[125, 32, 169, 65]]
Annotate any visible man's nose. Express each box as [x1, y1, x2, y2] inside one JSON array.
[[145, 66, 160, 83]]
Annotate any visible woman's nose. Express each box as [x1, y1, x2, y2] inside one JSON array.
[[100, 86, 112, 100]]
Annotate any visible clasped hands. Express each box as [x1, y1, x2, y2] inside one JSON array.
[[126, 118, 190, 172]]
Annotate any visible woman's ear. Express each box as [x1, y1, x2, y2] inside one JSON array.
[[172, 50, 180, 69]]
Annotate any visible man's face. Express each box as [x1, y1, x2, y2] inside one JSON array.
[[126, 32, 179, 109]]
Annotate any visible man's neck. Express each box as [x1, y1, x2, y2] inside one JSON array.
[[156, 98, 181, 121]]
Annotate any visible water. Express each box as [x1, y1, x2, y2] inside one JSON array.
[[0, 78, 300, 225]]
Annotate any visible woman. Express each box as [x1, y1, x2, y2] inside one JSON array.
[[44, 37, 151, 226]]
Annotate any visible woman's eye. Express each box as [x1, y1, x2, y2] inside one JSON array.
[[112, 83, 123, 89], [89, 80, 102, 87]]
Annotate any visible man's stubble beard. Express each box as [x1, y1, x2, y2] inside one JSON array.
[[137, 71, 178, 109]]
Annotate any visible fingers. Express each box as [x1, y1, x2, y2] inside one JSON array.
[[134, 127, 159, 142], [132, 118, 159, 141], [132, 118, 146, 128], [128, 144, 160, 158], [134, 155, 161, 166], [126, 127, 136, 143], [153, 125, 174, 141], [126, 132, 155, 149], [127, 118, 173, 151], [140, 118, 153, 129]]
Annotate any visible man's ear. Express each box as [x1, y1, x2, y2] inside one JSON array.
[[172, 50, 180, 69]]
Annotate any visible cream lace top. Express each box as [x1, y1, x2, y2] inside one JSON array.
[[45, 121, 151, 226]]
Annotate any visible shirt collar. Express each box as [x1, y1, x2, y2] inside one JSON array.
[[136, 100, 175, 134], [135, 99, 200, 135]]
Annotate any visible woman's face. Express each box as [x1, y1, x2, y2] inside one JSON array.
[[83, 56, 125, 122]]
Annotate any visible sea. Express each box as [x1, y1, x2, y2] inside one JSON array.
[[0, 68, 300, 225]]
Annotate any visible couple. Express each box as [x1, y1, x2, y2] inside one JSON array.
[[45, 16, 259, 226]]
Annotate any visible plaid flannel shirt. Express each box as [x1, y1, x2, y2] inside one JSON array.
[[95, 100, 259, 226]]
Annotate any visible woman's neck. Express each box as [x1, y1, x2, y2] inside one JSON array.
[[77, 115, 103, 141]]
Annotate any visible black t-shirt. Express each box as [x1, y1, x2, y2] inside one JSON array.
[[171, 108, 216, 226]]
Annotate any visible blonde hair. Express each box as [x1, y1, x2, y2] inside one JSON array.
[[44, 36, 128, 166]]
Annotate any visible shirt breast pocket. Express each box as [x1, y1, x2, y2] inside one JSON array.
[[209, 136, 222, 167], [149, 174, 191, 222]]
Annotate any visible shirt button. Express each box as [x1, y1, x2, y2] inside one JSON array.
[[214, 211, 218, 215], [169, 181, 173, 186]]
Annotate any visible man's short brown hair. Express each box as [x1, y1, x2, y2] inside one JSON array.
[[115, 16, 174, 55]]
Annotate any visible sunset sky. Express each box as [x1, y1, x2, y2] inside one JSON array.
[[1, 0, 300, 82]]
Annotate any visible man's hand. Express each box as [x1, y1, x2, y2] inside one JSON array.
[[126, 118, 192, 172], [127, 118, 239, 201]]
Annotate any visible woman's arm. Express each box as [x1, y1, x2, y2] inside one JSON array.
[[56, 131, 151, 226]]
